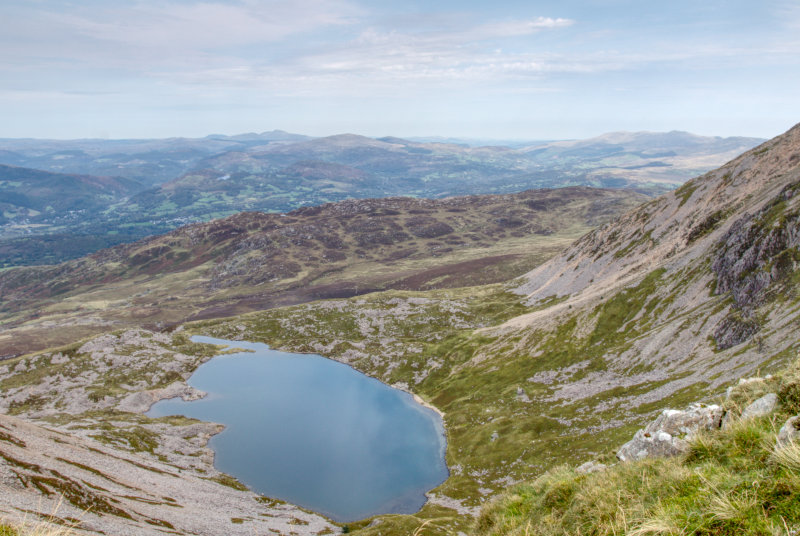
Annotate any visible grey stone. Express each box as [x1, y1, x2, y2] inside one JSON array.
[[648, 403, 724, 437], [740, 393, 778, 420], [617, 403, 723, 462], [617, 429, 688, 462], [776, 416, 800, 448], [576, 461, 607, 474]]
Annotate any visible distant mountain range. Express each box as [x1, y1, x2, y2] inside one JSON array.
[[0, 130, 764, 267]]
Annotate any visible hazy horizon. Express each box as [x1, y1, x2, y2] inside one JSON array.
[[2, 0, 798, 141]]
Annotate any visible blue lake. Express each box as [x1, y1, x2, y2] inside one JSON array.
[[147, 336, 448, 522]]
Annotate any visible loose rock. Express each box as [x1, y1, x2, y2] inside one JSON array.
[[740, 393, 778, 420], [776, 416, 800, 448], [617, 403, 723, 462]]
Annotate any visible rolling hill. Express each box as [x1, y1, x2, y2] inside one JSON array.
[[0, 186, 644, 358], [0, 131, 762, 267]]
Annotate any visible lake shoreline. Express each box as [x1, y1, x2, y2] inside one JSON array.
[[149, 334, 449, 523]]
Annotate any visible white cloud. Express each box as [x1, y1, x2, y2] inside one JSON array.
[[0, 0, 362, 73], [774, 0, 800, 28], [468, 17, 574, 40], [57, 0, 362, 49]]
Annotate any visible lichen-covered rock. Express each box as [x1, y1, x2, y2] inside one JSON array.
[[617, 429, 687, 462], [648, 404, 724, 436], [740, 393, 778, 420], [617, 403, 723, 462], [776, 416, 800, 448]]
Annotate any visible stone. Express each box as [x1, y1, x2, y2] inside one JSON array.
[[776, 416, 800, 448], [50, 352, 69, 364], [576, 461, 607, 474], [616, 403, 723, 462], [117, 382, 207, 413], [617, 429, 688, 462], [740, 393, 778, 420], [647, 403, 724, 437]]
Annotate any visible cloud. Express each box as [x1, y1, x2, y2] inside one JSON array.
[[0, 0, 362, 72], [3, 0, 796, 103], [57, 0, 362, 49], [468, 17, 574, 40], [160, 16, 585, 94], [774, 0, 800, 28]]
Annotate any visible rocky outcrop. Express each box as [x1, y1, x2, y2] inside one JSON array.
[[711, 181, 800, 348], [117, 381, 207, 413], [0, 413, 339, 536], [617, 404, 723, 462]]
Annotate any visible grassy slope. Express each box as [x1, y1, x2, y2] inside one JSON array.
[[475, 361, 800, 536]]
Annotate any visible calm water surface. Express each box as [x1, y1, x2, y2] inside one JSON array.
[[147, 336, 448, 522]]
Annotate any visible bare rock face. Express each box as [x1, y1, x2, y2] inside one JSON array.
[[740, 393, 778, 420], [711, 181, 800, 349], [617, 403, 723, 462], [776, 416, 800, 448]]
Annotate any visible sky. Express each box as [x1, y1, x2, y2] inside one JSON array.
[[1, 0, 799, 141]]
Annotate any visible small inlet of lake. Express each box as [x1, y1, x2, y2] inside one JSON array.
[[147, 335, 448, 522]]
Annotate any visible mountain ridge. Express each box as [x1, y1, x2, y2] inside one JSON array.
[[0, 186, 644, 358]]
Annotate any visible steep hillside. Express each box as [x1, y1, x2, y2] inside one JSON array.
[[475, 359, 800, 536], [0, 187, 643, 357]]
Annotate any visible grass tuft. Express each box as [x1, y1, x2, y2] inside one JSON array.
[[473, 359, 800, 536]]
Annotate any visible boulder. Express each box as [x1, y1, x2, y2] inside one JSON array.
[[617, 430, 687, 462], [740, 393, 778, 420], [617, 403, 723, 462], [649, 404, 724, 436], [776, 416, 800, 448]]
